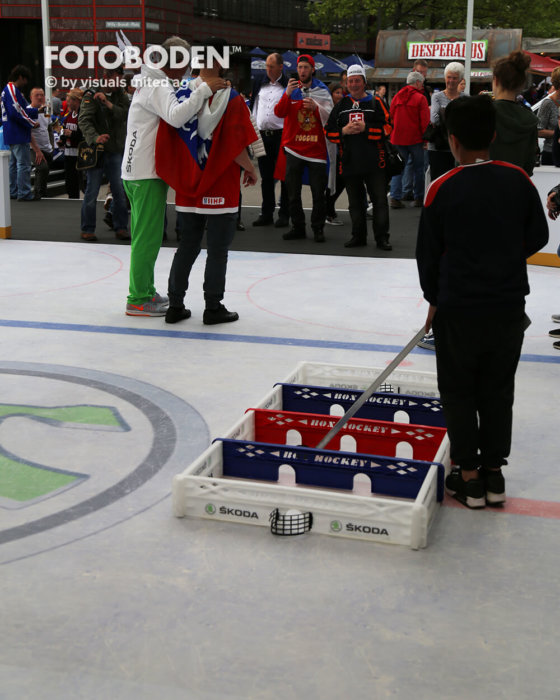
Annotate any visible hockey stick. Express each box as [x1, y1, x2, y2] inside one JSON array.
[[315, 327, 427, 449]]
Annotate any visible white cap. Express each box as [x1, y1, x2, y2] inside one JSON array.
[[347, 64, 366, 80]]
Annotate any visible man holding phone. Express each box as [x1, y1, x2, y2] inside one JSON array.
[[273, 54, 334, 243]]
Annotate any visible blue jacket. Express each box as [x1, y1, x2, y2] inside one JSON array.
[[1, 83, 38, 145]]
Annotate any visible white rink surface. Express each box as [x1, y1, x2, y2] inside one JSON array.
[[1, 240, 560, 700]]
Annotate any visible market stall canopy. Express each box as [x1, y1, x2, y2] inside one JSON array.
[[251, 57, 266, 75], [250, 46, 267, 56], [340, 54, 375, 69], [371, 28, 521, 83], [312, 53, 346, 74], [282, 51, 299, 71], [525, 50, 560, 76], [523, 37, 560, 55]]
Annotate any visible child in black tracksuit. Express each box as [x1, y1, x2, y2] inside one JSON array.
[[416, 95, 548, 509]]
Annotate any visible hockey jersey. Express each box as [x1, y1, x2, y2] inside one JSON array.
[[325, 94, 391, 177], [273, 78, 336, 187], [1, 82, 38, 145], [155, 80, 257, 214]]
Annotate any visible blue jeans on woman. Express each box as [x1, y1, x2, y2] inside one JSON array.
[[389, 142, 425, 201], [80, 151, 128, 234]]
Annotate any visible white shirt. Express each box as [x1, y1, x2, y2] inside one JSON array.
[[32, 112, 53, 153], [121, 64, 213, 181], [253, 79, 284, 131]]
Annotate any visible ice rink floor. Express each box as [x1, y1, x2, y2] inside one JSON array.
[[1, 239, 560, 699]]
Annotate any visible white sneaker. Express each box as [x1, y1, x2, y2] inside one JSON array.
[[325, 216, 343, 226], [417, 331, 435, 350]]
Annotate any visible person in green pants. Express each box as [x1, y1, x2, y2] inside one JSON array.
[[121, 36, 225, 316]]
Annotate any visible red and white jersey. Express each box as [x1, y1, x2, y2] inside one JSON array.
[[156, 83, 256, 214]]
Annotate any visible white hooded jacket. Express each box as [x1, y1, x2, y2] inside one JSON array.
[[121, 64, 213, 180]]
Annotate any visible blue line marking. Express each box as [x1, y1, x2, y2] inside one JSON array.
[[2, 319, 560, 364]]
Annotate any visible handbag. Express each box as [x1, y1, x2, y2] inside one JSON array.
[[423, 121, 448, 151], [76, 141, 104, 170], [382, 137, 405, 177]]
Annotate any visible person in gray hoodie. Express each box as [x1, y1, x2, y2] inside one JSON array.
[[489, 50, 538, 176]]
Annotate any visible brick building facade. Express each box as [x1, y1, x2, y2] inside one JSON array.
[[0, 0, 368, 93]]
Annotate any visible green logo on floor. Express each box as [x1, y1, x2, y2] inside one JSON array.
[[0, 404, 129, 507]]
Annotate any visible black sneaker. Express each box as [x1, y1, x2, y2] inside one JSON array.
[[203, 303, 239, 325], [554, 340, 560, 351], [445, 468, 486, 509], [165, 306, 191, 324], [283, 229, 306, 240], [103, 212, 113, 229], [482, 468, 506, 506], [313, 230, 325, 242], [549, 328, 560, 338]]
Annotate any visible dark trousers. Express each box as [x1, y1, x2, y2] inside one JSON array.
[[284, 152, 327, 234], [428, 150, 455, 181], [432, 308, 526, 470], [33, 150, 53, 199], [64, 156, 81, 199], [168, 212, 237, 309], [326, 169, 345, 218], [345, 170, 389, 243], [257, 130, 288, 220]]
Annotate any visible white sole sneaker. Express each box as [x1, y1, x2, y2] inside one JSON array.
[[125, 302, 167, 317], [552, 314, 560, 323]]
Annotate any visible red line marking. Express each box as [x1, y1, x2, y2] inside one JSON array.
[[3, 242, 124, 297], [443, 493, 560, 519], [245, 261, 421, 337]]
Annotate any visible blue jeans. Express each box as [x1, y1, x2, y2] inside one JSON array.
[[389, 143, 425, 201], [168, 212, 237, 309], [80, 151, 128, 234], [9, 142, 32, 200], [401, 154, 413, 196]]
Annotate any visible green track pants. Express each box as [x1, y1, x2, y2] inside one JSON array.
[[124, 178, 168, 305]]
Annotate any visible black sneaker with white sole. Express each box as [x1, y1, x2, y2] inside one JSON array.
[[445, 468, 486, 509], [551, 313, 560, 323], [549, 328, 560, 338], [482, 468, 506, 506]]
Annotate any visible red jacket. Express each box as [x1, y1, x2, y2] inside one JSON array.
[[390, 85, 430, 146]]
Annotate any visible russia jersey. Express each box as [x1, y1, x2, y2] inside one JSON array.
[[155, 82, 256, 214]]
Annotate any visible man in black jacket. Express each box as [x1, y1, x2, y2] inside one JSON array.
[[250, 53, 289, 227]]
